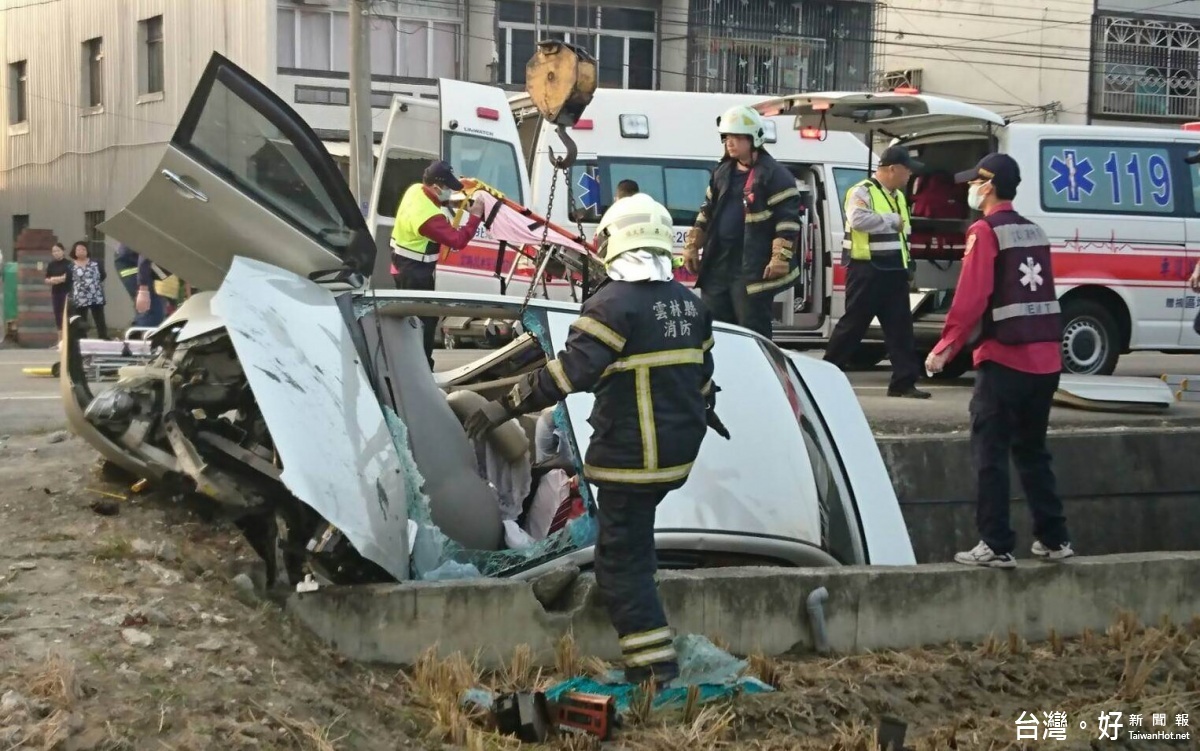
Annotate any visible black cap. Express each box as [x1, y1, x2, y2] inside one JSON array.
[[956, 153, 1020, 191], [423, 160, 463, 191], [879, 145, 923, 172]]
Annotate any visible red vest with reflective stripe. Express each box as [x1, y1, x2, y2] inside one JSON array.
[[982, 211, 1062, 345]]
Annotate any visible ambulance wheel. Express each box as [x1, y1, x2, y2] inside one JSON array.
[[1060, 298, 1120, 376], [50, 362, 61, 378]]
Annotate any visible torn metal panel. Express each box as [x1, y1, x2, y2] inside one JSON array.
[[1054, 375, 1174, 413], [212, 256, 411, 581]]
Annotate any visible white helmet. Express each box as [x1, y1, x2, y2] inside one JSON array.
[[595, 193, 674, 265], [717, 105, 767, 149]]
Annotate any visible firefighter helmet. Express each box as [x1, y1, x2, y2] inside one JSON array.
[[595, 193, 675, 264], [717, 105, 767, 149]]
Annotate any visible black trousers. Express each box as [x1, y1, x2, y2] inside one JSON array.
[[391, 256, 437, 369], [75, 304, 108, 340], [823, 261, 920, 391], [594, 487, 676, 671], [700, 274, 773, 340], [970, 361, 1069, 555], [51, 288, 69, 331]]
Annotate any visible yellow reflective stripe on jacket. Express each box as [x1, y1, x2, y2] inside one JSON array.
[[844, 180, 911, 265], [745, 209, 771, 223], [583, 461, 695, 485], [390, 183, 443, 255], [571, 316, 626, 352], [703, 337, 714, 352], [118, 267, 138, 278], [546, 359, 573, 394], [776, 221, 801, 233], [601, 348, 705, 378], [636, 368, 656, 469], [767, 187, 799, 206], [746, 265, 801, 296]]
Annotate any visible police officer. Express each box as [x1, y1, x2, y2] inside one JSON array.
[[682, 106, 801, 341], [391, 160, 486, 368], [823, 146, 930, 399], [464, 194, 729, 686], [925, 153, 1073, 568]]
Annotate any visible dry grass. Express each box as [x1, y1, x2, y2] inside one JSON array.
[[28, 651, 80, 708]]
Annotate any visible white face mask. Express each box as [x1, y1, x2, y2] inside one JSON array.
[[437, 188, 452, 203], [967, 182, 988, 211]]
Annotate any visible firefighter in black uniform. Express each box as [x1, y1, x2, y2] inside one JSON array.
[[465, 194, 730, 686], [682, 105, 803, 341]]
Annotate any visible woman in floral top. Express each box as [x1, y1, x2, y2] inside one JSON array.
[[68, 241, 108, 339]]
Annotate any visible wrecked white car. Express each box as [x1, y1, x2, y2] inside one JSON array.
[[60, 54, 914, 586]]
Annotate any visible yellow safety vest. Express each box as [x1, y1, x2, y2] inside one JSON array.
[[843, 179, 911, 269], [390, 184, 444, 263]]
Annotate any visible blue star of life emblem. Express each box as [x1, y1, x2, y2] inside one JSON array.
[[1048, 150, 1095, 203]]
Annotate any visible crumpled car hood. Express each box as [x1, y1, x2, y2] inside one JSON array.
[[212, 257, 411, 580]]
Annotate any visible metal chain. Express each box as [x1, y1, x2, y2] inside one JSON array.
[[519, 163, 560, 314]]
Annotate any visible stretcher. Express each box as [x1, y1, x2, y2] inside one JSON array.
[[39, 327, 157, 381]]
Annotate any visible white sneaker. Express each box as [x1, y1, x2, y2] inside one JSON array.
[[954, 541, 1017, 569], [1032, 540, 1075, 560]]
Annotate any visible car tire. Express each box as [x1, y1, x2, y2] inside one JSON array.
[[1060, 298, 1120, 376]]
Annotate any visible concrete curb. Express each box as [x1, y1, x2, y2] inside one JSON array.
[[879, 428, 1200, 561], [287, 552, 1200, 668]]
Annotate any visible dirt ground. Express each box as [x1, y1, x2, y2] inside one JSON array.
[[0, 432, 1196, 751]]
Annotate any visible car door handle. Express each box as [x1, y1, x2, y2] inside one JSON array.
[[160, 169, 209, 203]]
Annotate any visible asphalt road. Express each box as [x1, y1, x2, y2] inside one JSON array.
[[5, 343, 1200, 437]]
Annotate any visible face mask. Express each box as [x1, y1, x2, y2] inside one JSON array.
[[437, 188, 452, 203], [967, 183, 987, 211]]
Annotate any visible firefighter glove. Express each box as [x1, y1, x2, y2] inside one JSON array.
[[706, 408, 731, 440], [683, 227, 706, 274], [465, 400, 516, 442], [763, 237, 793, 280]]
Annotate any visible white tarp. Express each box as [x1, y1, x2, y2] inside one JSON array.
[[1055, 374, 1174, 412], [212, 257, 411, 580]]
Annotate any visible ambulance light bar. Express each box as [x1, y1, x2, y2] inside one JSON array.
[[800, 126, 822, 139], [476, 107, 500, 120], [619, 114, 649, 139], [574, 119, 594, 130], [1183, 122, 1200, 132], [893, 86, 920, 95]]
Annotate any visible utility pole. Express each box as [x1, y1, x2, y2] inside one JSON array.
[[348, 0, 374, 213]]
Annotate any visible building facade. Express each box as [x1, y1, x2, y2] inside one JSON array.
[[879, 0, 1200, 126]]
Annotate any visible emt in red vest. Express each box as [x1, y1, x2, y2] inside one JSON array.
[[391, 160, 486, 368], [925, 153, 1074, 569]]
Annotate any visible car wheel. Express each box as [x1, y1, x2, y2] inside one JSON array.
[[1060, 298, 1120, 376]]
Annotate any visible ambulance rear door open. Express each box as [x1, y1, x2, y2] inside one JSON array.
[[366, 80, 530, 289], [754, 92, 1005, 322]]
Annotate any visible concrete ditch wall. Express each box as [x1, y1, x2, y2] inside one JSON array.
[[878, 428, 1200, 563], [287, 552, 1200, 669]]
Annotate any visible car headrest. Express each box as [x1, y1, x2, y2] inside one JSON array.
[[445, 389, 529, 464]]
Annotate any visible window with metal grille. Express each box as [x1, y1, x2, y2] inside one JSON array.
[[1091, 15, 1200, 122]]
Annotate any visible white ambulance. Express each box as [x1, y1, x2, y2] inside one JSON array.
[[364, 83, 875, 345], [367, 84, 1200, 376], [750, 93, 1200, 375]]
